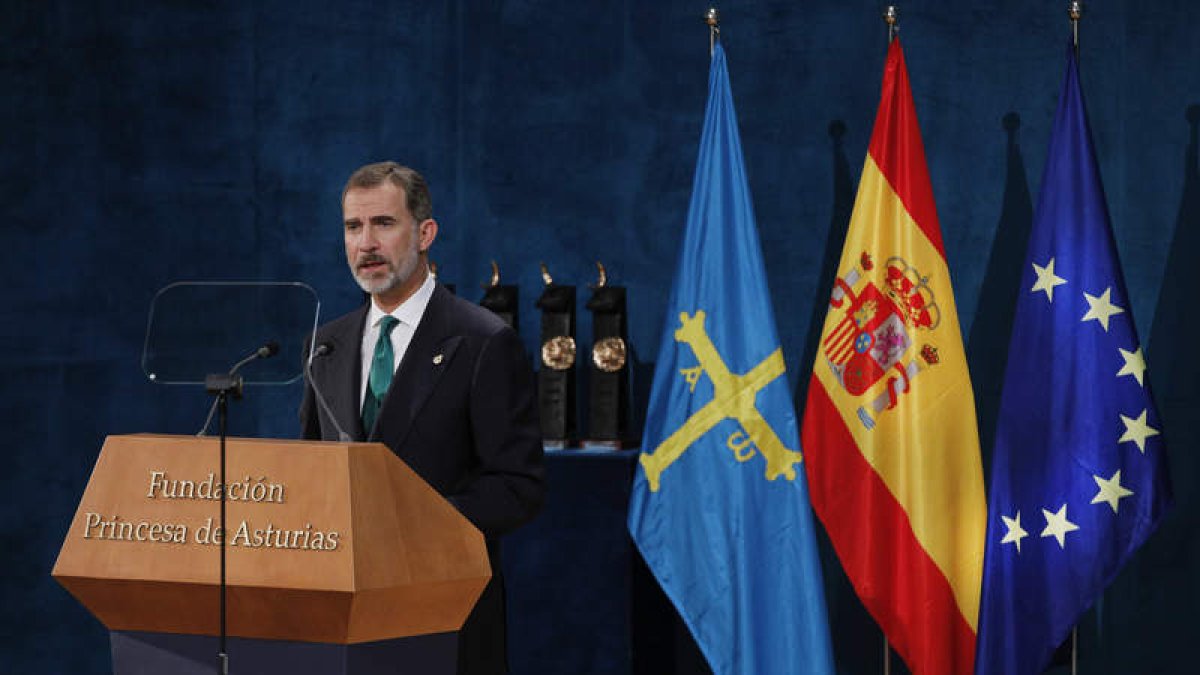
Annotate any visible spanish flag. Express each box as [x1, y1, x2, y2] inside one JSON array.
[[800, 39, 985, 675]]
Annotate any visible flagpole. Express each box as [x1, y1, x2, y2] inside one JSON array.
[[878, 1, 895, 665], [705, 7, 720, 56], [1069, 1, 1082, 52], [1067, 10, 1082, 673], [1072, 627, 1079, 675]]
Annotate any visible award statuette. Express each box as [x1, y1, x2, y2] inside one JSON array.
[[479, 261, 518, 331], [584, 262, 628, 448], [536, 263, 575, 448]]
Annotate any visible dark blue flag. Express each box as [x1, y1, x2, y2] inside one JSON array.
[[975, 46, 1173, 675], [627, 43, 834, 675]]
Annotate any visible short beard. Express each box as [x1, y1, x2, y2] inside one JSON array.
[[352, 247, 421, 296]]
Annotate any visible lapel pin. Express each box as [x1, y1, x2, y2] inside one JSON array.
[[432, 353, 444, 365]]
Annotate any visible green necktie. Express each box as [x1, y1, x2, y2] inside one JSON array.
[[361, 315, 400, 434]]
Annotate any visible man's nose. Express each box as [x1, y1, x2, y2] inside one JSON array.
[[358, 226, 379, 251]]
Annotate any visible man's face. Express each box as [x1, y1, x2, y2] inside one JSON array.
[[343, 182, 422, 299]]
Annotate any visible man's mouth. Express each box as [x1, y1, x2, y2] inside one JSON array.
[[357, 257, 388, 272]]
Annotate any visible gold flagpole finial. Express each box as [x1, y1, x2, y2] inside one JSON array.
[[540, 262, 554, 287], [883, 6, 899, 43], [1068, 1, 1082, 50], [705, 8, 720, 56]]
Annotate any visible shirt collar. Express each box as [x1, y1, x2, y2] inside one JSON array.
[[366, 272, 437, 329]]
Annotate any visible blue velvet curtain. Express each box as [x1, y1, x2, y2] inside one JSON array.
[[3, 2, 1196, 673]]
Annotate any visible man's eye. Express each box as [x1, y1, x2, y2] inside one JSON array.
[[345, 222, 361, 232]]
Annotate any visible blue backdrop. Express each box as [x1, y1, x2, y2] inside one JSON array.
[[3, 1, 1197, 673]]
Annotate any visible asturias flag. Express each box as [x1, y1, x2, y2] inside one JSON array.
[[627, 42, 834, 675], [974, 44, 1173, 675], [800, 39, 986, 675]]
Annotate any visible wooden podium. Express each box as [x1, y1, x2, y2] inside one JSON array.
[[52, 434, 491, 674]]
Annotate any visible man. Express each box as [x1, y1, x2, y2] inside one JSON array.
[[299, 162, 544, 675]]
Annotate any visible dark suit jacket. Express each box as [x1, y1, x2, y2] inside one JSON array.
[[299, 284, 544, 674]]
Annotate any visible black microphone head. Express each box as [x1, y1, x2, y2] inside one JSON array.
[[257, 341, 280, 358]]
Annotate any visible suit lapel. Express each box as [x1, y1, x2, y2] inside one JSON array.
[[371, 286, 461, 446]]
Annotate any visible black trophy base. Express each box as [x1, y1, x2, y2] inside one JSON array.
[[110, 630, 458, 675]]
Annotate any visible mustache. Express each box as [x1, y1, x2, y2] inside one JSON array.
[[355, 254, 391, 269]]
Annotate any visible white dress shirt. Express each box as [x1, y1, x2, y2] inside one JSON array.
[[359, 273, 437, 408]]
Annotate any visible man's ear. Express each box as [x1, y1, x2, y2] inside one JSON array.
[[419, 219, 439, 252]]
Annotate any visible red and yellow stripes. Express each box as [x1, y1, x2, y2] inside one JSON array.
[[801, 40, 986, 675]]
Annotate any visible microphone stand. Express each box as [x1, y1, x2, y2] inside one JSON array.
[[306, 342, 353, 443], [203, 343, 274, 675], [204, 371, 241, 675]]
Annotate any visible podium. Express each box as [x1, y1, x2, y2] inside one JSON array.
[[52, 434, 491, 675]]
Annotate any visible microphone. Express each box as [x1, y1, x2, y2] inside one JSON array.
[[197, 340, 281, 436], [256, 341, 281, 359], [305, 340, 352, 442], [229, 340, 280, 375]]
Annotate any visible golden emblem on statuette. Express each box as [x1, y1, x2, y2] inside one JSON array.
[[538, 262, 576, 370], [592, 336, 627, 372], [541, 335, 577, 370], [588, 262, 627, 372]]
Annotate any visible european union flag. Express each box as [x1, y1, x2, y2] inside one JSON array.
[[975, 45, 1173, 675], [626, 43, 834, 675]]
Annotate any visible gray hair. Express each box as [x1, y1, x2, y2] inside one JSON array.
[[341, 162, 433, 222]]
